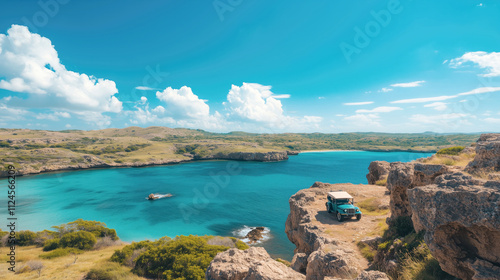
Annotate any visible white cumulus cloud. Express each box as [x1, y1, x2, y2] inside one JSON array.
[[0, 25, 122, 127], [225, 83, 285, 124], [156, 86, 210, 120], [449, 51, 500, 77]]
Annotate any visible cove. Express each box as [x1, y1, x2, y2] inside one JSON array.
[[7, 151, 431, 260]]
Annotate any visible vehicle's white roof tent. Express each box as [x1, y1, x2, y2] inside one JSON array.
[[328, 191, 353, 200]]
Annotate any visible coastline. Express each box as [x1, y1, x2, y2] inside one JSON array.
[[1, 149, 435, 179], [299, 149, 361, 153]]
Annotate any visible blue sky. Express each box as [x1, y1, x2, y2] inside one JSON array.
[[0, 0, 499, 133]]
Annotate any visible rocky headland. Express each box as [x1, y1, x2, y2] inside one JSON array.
[[207, 133, 500, 280], [0, 150, 289, 178]]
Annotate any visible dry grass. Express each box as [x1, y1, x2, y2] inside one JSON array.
[[0, 244, 145, 279], [421, 153, 475, 167], [357, 198, 390, 216]]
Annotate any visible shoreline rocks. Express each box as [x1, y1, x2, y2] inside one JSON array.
[[244, 227, 266, 244]]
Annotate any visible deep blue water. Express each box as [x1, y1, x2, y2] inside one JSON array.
[[7, 151, 431, 259]]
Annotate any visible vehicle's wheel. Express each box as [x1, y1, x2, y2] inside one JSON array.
[[337, 212, 343, 222], [326, 203, 331, 213], [356, 214, 361, 221]]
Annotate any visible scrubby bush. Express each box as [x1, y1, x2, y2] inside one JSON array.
[[437, 146, 464, 156], [133, 235, 228, 279], [17, 230, 37, 246], [16, 260, 44, 276], [43, 238, 60, 251], [94, 236, 120, 249], [39, 247, 82, 259], [53, 219, 119, 240], [111, 240, 156, 266], [60, 231, 97, 250]]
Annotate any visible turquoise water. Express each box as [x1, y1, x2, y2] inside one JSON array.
[[7, 151, 431, 259]]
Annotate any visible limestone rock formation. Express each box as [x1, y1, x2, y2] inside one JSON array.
[[208, 151, 289, 162], [285, 182, 390, 279], [466, 133, 500, 174], [205, 247, 305, 280], [407, 173, 500, 280], [244, 227, 265, 244], [366, 161, 390, 185], [386, 162, 451, 221]]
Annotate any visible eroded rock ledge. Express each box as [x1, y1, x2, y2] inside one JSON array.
[[206, 247, 306, 280], [408, 173, 500, 280], [285, 182, 390, 280]]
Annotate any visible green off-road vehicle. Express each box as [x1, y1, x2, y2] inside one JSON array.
[[325, 191, 362, 222]]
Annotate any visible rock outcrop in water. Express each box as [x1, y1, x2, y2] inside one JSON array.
[[366, 161, 390, 185], [465, 133, 500, 177], [205, 247, 306, 280], [407, 173, 500, 280]]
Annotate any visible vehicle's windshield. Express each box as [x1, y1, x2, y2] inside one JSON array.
[[336, 199, 350, 205]]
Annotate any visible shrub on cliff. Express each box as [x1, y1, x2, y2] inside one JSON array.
[[133, 235, 228, 279], [60, 231, 97, 250], [437, 146, 464, 156], [112, 235, 246, 280]]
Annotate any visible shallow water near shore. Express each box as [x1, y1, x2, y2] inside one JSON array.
[[8, 151, 431, 260]]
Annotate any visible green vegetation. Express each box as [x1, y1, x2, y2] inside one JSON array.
[[375, 178, 387, 186], [39, 248, 83, 259], [0, 127, 479, 176], [357, 241, 376, 262], [43, 238, 60, 251], [112, 235, 248, 280], [52, 219, 119, 240], [60, 231, 97, 250], [275, 258, 291, 267], [367, 216, 457, 280], [400, 244, 456, 280], [16, 230, 37, 246], [437, 146, 465, 155]]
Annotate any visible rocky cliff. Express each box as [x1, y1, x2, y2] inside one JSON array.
[[364, 133, 500, 280], [205, 151, 289, 162], [285, 182, 390, 280], [366, 161, 390, 185], [206, 247, 306, 280], [386, 162, 453, 222], [408, 173, 500, 280], [465, 133, 500, 176]]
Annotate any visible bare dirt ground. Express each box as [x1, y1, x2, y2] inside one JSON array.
[[306, 183, 390, 270]]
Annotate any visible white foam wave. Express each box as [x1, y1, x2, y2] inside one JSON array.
[[232, 225, 271, 244]]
